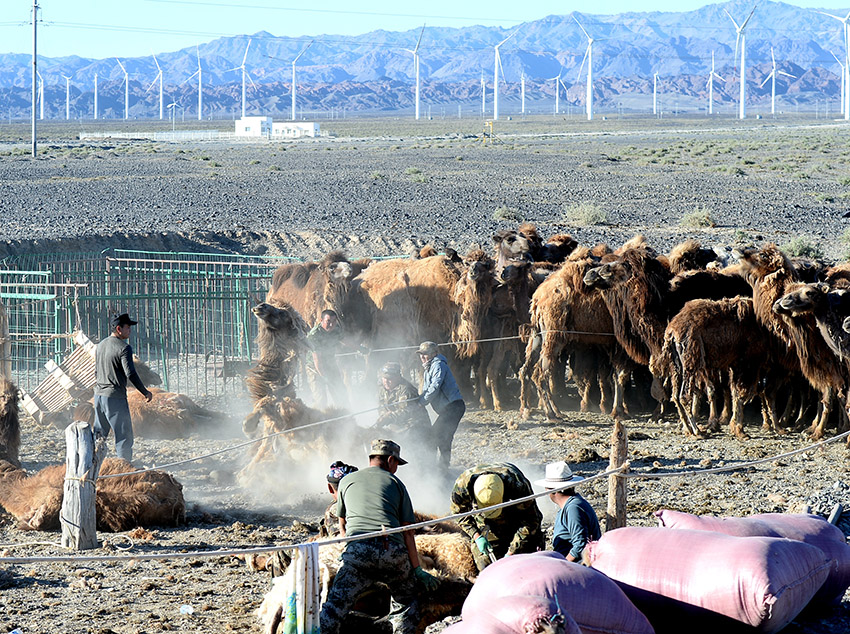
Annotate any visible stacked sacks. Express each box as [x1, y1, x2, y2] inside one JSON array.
[[585, 527, 832, 633], [654, 510, 850, 606], [445, 551, 655, 634]]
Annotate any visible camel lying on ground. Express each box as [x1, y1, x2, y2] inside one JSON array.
[[0, 457, 185, 531]]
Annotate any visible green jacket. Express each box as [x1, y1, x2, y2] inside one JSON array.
[[376, 379, 431, 433]]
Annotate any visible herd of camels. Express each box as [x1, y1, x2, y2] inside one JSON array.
[[247, 223, 850, 445]]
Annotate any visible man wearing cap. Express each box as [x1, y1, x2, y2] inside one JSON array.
[[319, 460, 359, 538], [320, 439, 439, 634], [536, 461, 601, 562], [94, 313, 153, 462], [417, 341, 465, 468], [307, 309, 347, 408], [450, 462, 544, 572], [375, 362, 431, 451]]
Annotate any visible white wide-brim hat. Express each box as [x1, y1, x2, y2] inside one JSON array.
[[534, 460, 584, 489]]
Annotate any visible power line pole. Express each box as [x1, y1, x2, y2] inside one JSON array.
[[31, 0, 39, 157]]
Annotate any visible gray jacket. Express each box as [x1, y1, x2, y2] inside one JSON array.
[[419, 353, 463, 413], [94, 335, 148, 399]]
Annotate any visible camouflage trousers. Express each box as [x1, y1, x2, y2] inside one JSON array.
[[320, 537, 420, 634]]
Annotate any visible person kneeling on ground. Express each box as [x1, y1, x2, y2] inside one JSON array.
[[320, 439, 439, 634], [375, 362, 432, 454], [319, 460, 359, 538], [417, 341, 465, 469], [535, 461, 601, 562], [450, 462, 544, 572]]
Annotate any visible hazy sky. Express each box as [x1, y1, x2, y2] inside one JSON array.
[[0, 0, 842, 59]]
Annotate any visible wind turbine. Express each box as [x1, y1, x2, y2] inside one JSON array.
[[548, 74, 561, 114], [831, 50, 846, 116], [36, 70, 44, 120], [62, 74, 71, 120], [520, 71, 525, 114], [184, 47, 203, 121], [291, 40, 313, 121], [760, 47, 795, 116], [653, 72, 659, 115], [573, 15, 599, 121], [725, 5, 757, 120], [481, 71, 486, 116], [819, 10, 850, 120], [707, 51, 724, 115], [493, 29, 517, 121], [226, 39, 255, 118], [115, 57, 129, 120], [405, 27, 424, 120], [147, 53, 164, 120], [94, 72, 98, 120]]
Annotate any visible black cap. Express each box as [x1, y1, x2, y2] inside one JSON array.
[[110, 313, 138, 328]]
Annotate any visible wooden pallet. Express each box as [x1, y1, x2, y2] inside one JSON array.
[[20, 331, 97, 424]]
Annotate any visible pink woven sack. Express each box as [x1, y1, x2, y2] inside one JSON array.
[[655, 510, 850, 605], [445, 595, 582, 634], [462, 551, 654, 634], [585, 526, 831, 633]]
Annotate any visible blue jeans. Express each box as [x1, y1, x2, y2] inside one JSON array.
[[93, 395, 134, 462]]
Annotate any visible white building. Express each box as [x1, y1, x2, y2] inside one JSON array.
[[234, 116, 272, 137], [272, 122, 321, 138]]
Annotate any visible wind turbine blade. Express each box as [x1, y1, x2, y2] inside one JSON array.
[[414, 24, 425, 54], [734, 32, 741, 67], [771, 47, 775, 65], [246, 71, 257, 89], [496, 49, 507, 84], [740, 6, 757, 31], [759, 72, 773, 88], [559, 78, 568, 93], [778, 71, 796, 78], [224, 66, 241, 73], [184, 70, 199, 84], [241, 40, 251, 66], [293, 40, 313, 64], [724, 9, 741, 31], [115, 58, 126, 74], [713, 72, 725, 81], [146, 73, 161, 92], [196, 45, 201, 70], [498, 28, 519, 48], [818, 10, 844, 23], [152, 53, 161, 73], [573, 15, 591, 41], [830, 50, 845, 68], [575, 44, 590, 84]]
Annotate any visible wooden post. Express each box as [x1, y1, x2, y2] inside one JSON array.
[[605, 419, 629, 532], [60, 421, 105, 550]]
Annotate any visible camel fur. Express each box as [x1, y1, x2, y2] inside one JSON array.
[[246, 299, 310, 403], [0, 457, 184, 531], [0, 377, 20, 467], [666, 239, 719, 274]]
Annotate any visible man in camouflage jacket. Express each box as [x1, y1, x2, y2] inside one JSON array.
[[375, 362, 432, 451], [450, 462, 544, 571]]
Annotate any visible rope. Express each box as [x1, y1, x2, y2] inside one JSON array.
[[1, 428, 848, 564], [97, 398, 418, 480]]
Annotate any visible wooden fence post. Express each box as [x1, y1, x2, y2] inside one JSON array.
[[60, 422, 105, 550], [606, 419, 629, 532]]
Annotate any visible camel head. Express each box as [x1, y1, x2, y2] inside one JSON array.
[[735, 244, 796, 283], [773, 283, 828, 317], [499, 260, 531, 285], [668, 239, 719, 273], [252, 301, 308, 341], [463, 249, 495, 282], [583, 258, 631, 290], [493, 229, 531, 262], [540, 234, 578, 263], [326, 260, 353, 282]]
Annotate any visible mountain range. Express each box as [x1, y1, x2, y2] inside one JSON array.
[[0, 0, 848, 117]]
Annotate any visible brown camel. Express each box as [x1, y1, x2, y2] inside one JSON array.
[[665, 239, 719, 274], [739, 245, 846, 439], [0, 377, 20, 467], [0, 457, 184, 531], [246, 299, 310, 403], [266, 251, 371, 327]]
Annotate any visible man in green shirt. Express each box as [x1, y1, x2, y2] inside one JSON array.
[[306, 309, 347, 408], [320, 439, 438, 634]]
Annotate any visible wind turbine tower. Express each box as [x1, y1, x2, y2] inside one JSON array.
[[405, 27, 424, 120], [481, 71, 486, 116], [94, 72, 98, 120], [36, 70, 44, 120], [725, 5, 757, 120], [573, 15, 598, 121], [291, 40, 313, 121], [185, 48, 203, 120], [707, 51, 725, 115], [520, 71, 525, 114], [819, 10, 850, 120], [831, 50, 846, 116], [493, 30, 517, 121], [653, 72, 658, 115], [115, 58, 129, 120], [549, 74, 561, 114], [760, 47, 795, 115], [226, 39, 254, 118], [62, 74, 71, 120], [148, 54, 164, 120]]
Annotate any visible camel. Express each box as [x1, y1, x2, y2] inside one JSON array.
[[493, 228, 532, 275], [266, 251, 371, 328], [665, 239, 719, 274], [246, 299, 310, 403], [257, 531, 477, 634], [738, 245, 846, 439], [0, 457, 184, 531], [0, 377, 20, 467], [655, 297, 770, 439], [520, 247, 632, 420], [515, 223, 578, 264], [353, 249, 495, 384]]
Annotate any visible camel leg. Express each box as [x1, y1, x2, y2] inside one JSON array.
[[476, 350, 493, 410], [535, 358, 562, 421], [518, 335, 540, 420], [609, 367, 630, 420], [809, 388, 834, 440], [705, 381, 721, 433], [487, 347, 507, 412]]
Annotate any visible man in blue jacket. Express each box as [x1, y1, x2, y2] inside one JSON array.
[[416, 341, 465, 469]]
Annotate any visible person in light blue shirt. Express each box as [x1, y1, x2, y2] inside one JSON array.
[[416, 341, 465, 469], [535, 461, 601, 562]]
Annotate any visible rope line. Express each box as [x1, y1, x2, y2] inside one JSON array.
[[3, 428, 847, 564]]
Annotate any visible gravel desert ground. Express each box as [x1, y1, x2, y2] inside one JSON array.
[[1, 115, 850, 633]]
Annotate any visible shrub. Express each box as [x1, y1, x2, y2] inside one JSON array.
[[410, 173, 428, 183], [249, 160, 260, 165], [839, 176, 850, 186], [404, 167, 422, 175], [493, 206, 522, 222], [680, 208, 717, 229], [269, 165, 281, 171], [563, 202, 606, 226], [370, 171, 384, 180], [781, 236, 823, 260]]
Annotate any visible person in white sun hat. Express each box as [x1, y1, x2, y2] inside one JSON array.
[[535, 461, 601, 562]]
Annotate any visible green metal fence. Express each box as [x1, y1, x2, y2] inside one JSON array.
[[0, 249, 291, 399]]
